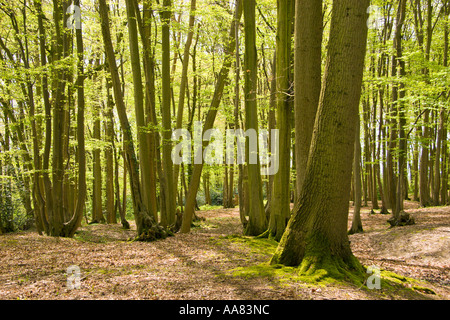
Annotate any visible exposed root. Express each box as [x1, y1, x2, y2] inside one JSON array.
[[387, 211, 415, 227], [296, 253, 365, 285]]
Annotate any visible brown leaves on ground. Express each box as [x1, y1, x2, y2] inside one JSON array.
[[0, 202, 449, 300]]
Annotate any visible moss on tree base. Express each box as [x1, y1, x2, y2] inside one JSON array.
[[134, 222, 172, 242], [294, 252, 365, 285], [387, 211, 415, 227]]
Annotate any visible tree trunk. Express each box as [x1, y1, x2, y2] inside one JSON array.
[[173, 0, 197, 203], [92, 66, 104, 223], [105, 75, 116, 224], [242, 0, 267, 236], [294, 0, 322, 199], [99, 0, 166, 240], [349, 114, 363, 234], [125, 0, 157, 220], [271, 0, 369, 280], [264, 0, 294, 240], [160, 0, 177, 228]]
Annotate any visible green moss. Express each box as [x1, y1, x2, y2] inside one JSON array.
[[229, 262, 348, 288], [412, 286, 436, 295], [218, 234, 279, 256], [220, 233, 364, 287], [219, 234, 439, 298]]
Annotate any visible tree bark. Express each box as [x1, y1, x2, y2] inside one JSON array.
[[294, 0, 322, 199], [349, 114, 363, 234], [271, 0, 369, 280], [264, 0, 294, 240], [242, 0, 267, 236], [160, 0, 177, 228], [99, 0, 166, 240]]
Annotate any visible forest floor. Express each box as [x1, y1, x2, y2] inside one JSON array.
[[0, 200, 449, 300]]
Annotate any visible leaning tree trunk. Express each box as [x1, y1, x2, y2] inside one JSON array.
[[271, 0, 369, 281]]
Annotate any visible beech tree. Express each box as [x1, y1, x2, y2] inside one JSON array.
[[242, 0, 267, 236], [271, 0, 370, 279]]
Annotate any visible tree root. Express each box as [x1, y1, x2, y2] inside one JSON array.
[[387, 211, 415, 227], [297, 253, 365, 285]]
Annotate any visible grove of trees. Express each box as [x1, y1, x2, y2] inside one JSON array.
[[0, 0, 449, 280]]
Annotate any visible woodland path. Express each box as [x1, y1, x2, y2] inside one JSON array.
[[0, 201, 448, 300]]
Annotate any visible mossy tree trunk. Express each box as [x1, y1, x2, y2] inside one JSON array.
[[271, 0, 369, 280]]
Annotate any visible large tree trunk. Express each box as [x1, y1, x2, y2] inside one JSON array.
[[48, 0, 68, 236], [173, 0, 197, 210], [271, 0, 369, 280]]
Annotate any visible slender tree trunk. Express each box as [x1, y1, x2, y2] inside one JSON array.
[[105, 75, 116, 224], [349, 114, 363, 234], [242, 0, 266, 236], [264, 0, 293, 240], [125, 0, 157, 220], [92, 64, 104, 223], [160, 0, 177, 228], [388, 0, 408, 226], [99, 0, 166, 240], [294, 0, 322, 199]]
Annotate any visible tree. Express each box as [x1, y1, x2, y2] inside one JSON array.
[[160, 0, 177, 228], [294, 0, 322, 199], [271, 0, 370, 280], [125, 0, 156, 222], [242, 0, 267, 236], [349, 113, 363, 235], [181, 0, 242, 234], [263, 0, 294, 240], [98, 0, 166, 240]]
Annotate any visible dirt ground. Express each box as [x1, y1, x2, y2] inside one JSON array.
[[0, 201, 448, 300]]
